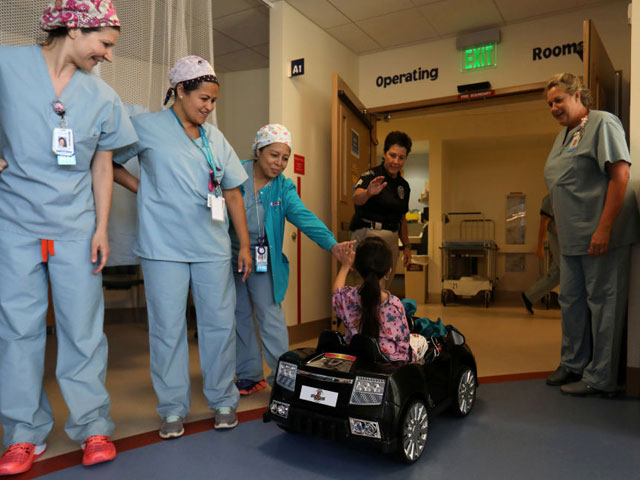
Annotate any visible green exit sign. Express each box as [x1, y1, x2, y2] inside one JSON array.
[[460, 42, 497, 71]]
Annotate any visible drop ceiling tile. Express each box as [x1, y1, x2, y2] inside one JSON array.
[[409, 0, 442, 5], [329, 0, 416, 22], [212, 0, 264, 19], [213, 30, 246, 56], [286, 0, 351, 28], [493, 0, 579, 22], [212, 7, 269, 47], [418, 0, 503, 36], [215, 48, 269, 72], [357, 9, 439, 48], [326, 23, 381, 53], [251, 43, 270, 57]]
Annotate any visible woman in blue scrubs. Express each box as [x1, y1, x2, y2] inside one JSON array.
[[543, 73, 640, 396], [114, 56, 252, 439], [231, 124, 352, 394], [0, 0, 137, 474]]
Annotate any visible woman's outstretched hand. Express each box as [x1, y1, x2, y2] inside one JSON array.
[[333, 241, 356, 268]]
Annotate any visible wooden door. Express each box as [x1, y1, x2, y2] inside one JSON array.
[[330, 74, 377, 327], [583, 19, 621, 116]]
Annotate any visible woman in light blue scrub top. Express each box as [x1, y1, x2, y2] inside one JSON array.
[[0, 1, 137, 473], [113, 56, 252, 439], [543, 73, 640, 396], [230, 124, 353, 394]]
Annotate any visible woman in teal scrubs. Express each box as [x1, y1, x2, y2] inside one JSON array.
[[114, 56, 251, 439], [230, 124, 352, 394], [543, 73, 640, 395], [0, 0, 137, 474]]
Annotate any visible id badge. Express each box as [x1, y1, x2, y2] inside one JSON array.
[[567, 133, 580, 153], [57, 154, 77, 165], [255, 245, 268, 272], [52, 128, 74, 155], [209, 195, 226, 222]]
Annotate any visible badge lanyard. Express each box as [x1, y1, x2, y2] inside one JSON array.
[[170, 107, 221, 197], [567, 111, 589, 153], [254, 182, 271, 272], [51, 100, 76, 165], [170, 107, 226, 222]]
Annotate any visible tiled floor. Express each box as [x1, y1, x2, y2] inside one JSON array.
[[0, 297, 562, 460]]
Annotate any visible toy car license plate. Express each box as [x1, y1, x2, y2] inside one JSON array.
[[300, 385, 338, 407]]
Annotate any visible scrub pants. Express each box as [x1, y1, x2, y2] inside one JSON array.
[[351, 227, 400, 287], [141, 258, 239, 419], [234, 271, 288, 386], [0, 231, 113, 447], [525, 232, 560, 304], [558, 246, 630, 392]]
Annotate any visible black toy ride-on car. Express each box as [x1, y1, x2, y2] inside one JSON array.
[[263, 328, 477, 463]]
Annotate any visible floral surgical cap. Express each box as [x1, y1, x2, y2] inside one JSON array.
[[40, 0, 120, 31], [252, 124, 292, 156], [164, 55, 218, 105]]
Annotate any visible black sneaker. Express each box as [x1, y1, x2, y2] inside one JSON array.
[[560, 380, 617, 397], [521, 293, 534, 315], [546, 366, 581, 386]]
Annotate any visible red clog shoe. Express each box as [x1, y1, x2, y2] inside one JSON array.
[[0, 443, 46, 476], [82, 435, 116, 466]]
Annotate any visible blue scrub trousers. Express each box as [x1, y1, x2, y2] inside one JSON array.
[[558, 246, 630, 391], [234, 271, 288, 385], [525, 233, 560, 304], [0, 231, 113, 447], [141, 258, 239, 419]]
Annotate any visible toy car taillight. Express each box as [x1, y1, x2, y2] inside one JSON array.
[[276, 361, 297, 391], [350, 376, 386, 405]]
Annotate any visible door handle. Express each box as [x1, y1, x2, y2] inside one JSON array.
[[291, 231, 297, 241]]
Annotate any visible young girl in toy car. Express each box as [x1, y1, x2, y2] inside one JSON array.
[[332, 237, 427, 362]]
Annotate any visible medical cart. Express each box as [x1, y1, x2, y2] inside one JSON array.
[[440, 212, 498, 307]]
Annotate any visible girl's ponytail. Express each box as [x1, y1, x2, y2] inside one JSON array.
[[359, 271, 382, 338], [354, 237, 393, 339]]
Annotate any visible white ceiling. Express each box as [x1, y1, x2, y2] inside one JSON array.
[[212, 0, 270, 72], [213, 0, 622, 73]]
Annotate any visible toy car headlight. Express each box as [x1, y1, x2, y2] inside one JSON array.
[[276, 361, 297, 391], [350, 376, 386, 405]]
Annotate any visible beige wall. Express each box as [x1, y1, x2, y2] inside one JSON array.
[[358, 1, 631, 126], [377, 100, 560, 297], [270, 2, 359, 325], [216, 68, 269, 160]]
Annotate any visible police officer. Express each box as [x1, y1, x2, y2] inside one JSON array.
[[350, 131, 413, 285]]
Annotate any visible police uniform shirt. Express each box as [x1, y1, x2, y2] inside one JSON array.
[[351, 163, 410, 230]]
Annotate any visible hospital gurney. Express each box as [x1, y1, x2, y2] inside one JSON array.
[[440, 212, 498, 307]]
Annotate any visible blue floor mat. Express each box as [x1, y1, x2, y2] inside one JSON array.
[[39, 379, 640, 480]]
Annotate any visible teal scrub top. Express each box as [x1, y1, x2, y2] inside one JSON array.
[[230, 160, 337, 304], [544, 110, 640, 255], [114, 109, 248, 262], [0, 45, 138, 240], [230, 161, 268, 254]]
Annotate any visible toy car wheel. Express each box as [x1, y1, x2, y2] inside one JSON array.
[[451, 367, 477, 417], [398, 399, 429, 463]]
